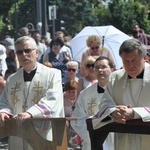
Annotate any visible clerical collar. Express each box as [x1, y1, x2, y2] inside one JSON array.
[[128, 70, 144, 79], [24, 68, 37, 82], [97, 85, 105, 93]]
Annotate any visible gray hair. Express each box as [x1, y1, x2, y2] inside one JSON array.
[[21, 27, 29, 32], [15, 36, 37, 51], [66, 61, 79, 69], [119, 38, 147, 57]]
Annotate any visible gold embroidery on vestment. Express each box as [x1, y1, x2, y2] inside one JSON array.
[[88, 98, 97, 115], [32, 81, 43, 104], [11, 82, 21, 106], [22, 103, 28, 111]]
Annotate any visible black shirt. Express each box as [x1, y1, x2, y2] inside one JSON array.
[[128, 70, 144, 79], [23, 68, 37, 82], [97, 85, 105, 93]]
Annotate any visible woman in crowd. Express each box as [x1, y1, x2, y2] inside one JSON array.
[[63, 80, 78, 117], [4, 37, 19, 71], [44, 37, 71, 78], [62, 60, 79, 85], [80, 35, 114, 77], [77, 56, 98, 96], [63, 80, 80, 148]]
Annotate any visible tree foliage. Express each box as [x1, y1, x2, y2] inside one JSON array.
[[0, 0, 150, 41], [108, 0, 150, 34], [0, 0, 14, 23], [47, 0, 99, 36]]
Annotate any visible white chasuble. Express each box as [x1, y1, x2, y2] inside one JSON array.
[[71, 83, 114, 150], [92, 63, 150, 150], [115, 78, 146, 150], [0, 63, 64, 150]]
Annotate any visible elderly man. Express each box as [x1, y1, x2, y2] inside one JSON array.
[[21, 27, 30, 36], [71, 56, 115, 150], [33, 32, 47, 63], [93, 38, 150, 150], [0, 36, 64, 150]]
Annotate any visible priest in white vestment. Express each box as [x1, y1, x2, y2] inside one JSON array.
[[71, 56, 115, 150], [0, 36, 64, 150], [92, 38, 150, 150]]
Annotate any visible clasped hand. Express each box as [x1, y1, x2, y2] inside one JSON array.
[[111, 105, 134, 124], [0, 112, 32, 127]]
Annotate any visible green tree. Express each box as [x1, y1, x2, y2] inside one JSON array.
[[13, 0, 37, 37], [0, 0, 14, 23], [108, 0, 150, 34], [0, 0, 150, 40], [47, 0, 100, 37]]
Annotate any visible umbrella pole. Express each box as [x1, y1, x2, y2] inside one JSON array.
[[102, 36, 105, 47], [101, 36, 105, 54]]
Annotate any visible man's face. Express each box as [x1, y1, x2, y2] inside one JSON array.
[[22, 29, 29, 36], [57, 33, 64, 41], [15, 40, 38, 71], [132, 25, 140, 34], [33, 34, 40, 43], [94, 59, 113, 84], [132, 25, 140, 32], [122, 49, 146, 78]]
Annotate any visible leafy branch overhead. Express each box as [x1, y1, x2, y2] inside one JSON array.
[[0, 0, 150, 40]]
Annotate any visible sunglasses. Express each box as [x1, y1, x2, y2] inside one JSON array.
[[67, 68, 76, 72], [91, 46, 99, 50], [86, 64, 94, 68], [16, 48, 35, 55]]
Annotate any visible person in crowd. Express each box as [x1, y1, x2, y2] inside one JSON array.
[[0, 36, 64, 150], [80, 35, 114, 77], [93, 38, 150, 150], [55, 31, 73, 60], [63, 80, 80, 148], [0, 44, 7, 76], [64, 35, 72, 48], [43, 31, 73, 61], [131, 24, 150, 45], [4, 68, 16, 80], [77, 56, 98, 97], [3, 37, 19, 71], [64, 80, 78, 117], [71, 56, 115, 150], [62, 60, 79, 85], [21, 27, 30, 36], [32, 32, 47, 63], [0, 76, 6, 95], [41, 37, 51, 47], [0, 73, 8, 150], [43, 37, 70, 79], [55, 31, 65, 41], [147, 52, 150, 63]]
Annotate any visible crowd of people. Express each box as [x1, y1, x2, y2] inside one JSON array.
[[0, 23, 150, 150]]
